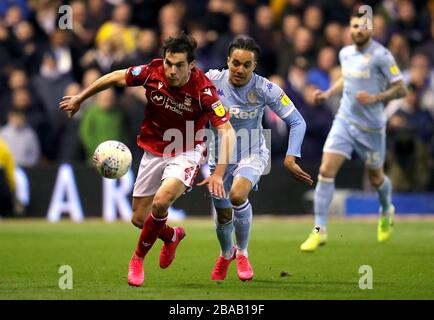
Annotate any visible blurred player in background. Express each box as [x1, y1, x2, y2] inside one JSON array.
[[59, 33, 236, 286], [205, 37, 313, 281], [300, 9, 408, 252]]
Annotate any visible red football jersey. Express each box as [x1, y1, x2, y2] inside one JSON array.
[[125, 59, 229, 156]]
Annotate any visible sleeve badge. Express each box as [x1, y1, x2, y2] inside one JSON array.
[[211, 100, 226, 117], [132, 66, 142, 76], [279, 92, 291, 106], [389, 65, 400, 75]]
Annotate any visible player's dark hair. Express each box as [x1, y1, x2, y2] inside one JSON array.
[[162, 32, 197, 63], [228, 36, 261, 61]]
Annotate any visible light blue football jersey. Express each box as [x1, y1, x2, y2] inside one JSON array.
[[338, 40, 403, 131], [205, 69, 298, 165]]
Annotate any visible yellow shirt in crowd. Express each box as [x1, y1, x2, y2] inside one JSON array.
[[0, 138, 15, 192]]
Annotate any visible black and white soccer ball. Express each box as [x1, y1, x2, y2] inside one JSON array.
[[92, 140, 132, 179]]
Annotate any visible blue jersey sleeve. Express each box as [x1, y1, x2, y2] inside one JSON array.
[[282, 107, 306, 158], [265, 80, 297, 119], [375, 49, 403, 84], [264, 80, 306, 158]]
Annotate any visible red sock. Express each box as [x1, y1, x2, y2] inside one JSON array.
[[134, 213, 168, 258], [158, 224, 175, 242]]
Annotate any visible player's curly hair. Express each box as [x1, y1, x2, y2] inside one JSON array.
[[228, 36, 261, 61], [162, 32, 197, 63]]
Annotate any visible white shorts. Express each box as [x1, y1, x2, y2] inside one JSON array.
[[133, 145, 206, 197]]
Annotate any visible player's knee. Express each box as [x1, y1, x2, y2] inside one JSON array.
[[152, 196, 173, 216], [152, 190, 178, 215], [319, 165, 336, 179], [152, 201, 169, 216], [216, 209, 233, 224], [230, 191, 247, 207], [368, 172, 383, 187], [131, 216, 144, 229]]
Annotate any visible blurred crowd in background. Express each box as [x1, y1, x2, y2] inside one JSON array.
[[0, 0, 434, 194]]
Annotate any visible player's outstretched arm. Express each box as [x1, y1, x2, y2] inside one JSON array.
[[59, 69, 127, 118], [197, 122, 236, 199]]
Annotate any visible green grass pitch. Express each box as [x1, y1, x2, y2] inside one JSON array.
[[0, 217, 433, 300]]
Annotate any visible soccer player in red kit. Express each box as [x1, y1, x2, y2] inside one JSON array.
[[59, 33, 236, 286]]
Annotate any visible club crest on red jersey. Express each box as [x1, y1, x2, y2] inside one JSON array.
[[184, 93, 192, 107]]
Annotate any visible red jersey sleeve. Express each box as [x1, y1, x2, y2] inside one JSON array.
[[125, 65, 151, 87], [200, 86, 230, 127]]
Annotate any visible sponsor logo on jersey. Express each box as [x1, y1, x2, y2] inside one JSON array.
[[279, 92, 292, 106], [229, 106, 258, 119], [166, 97, 193, 114], [132, 66, 142, 76], [217, 89, 225, 96], [211, 100, 225, 117], [150, 91, 167, 105], [342, 68, 371, 79], [150, 91, 193, 114], [390, 65, 399, 75]]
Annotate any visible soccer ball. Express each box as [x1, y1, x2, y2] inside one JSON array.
[[92, 140, 132, 179]]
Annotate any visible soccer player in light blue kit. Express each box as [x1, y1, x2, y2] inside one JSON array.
[[300, 10, 407, 252], [201, 37, 313, 281]]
